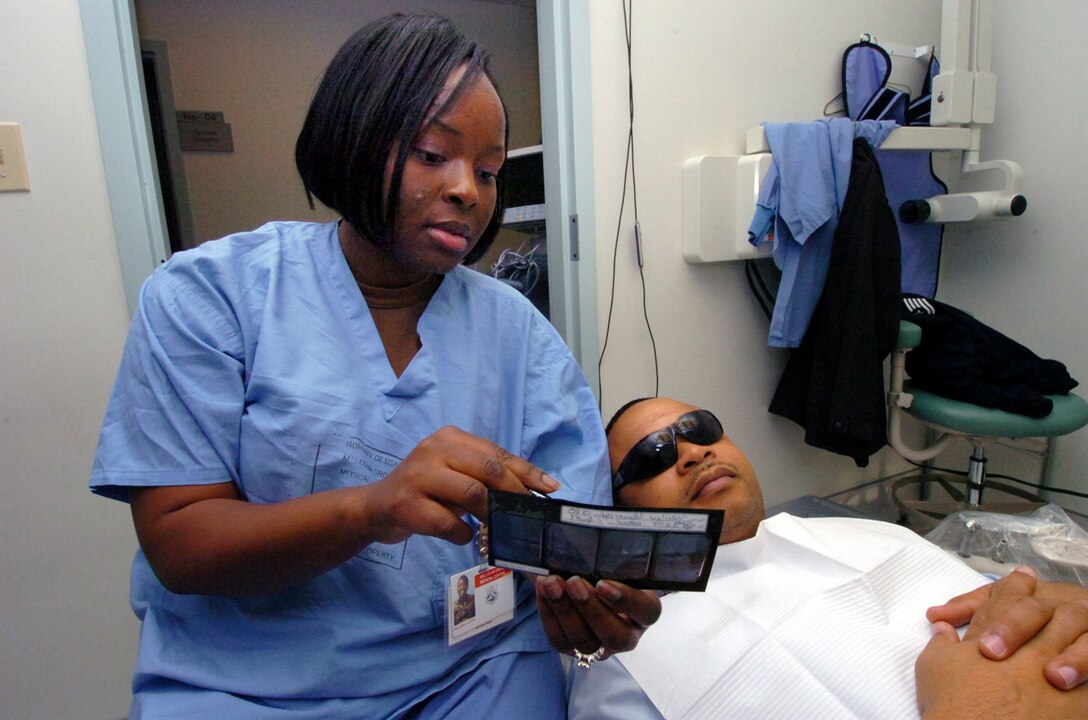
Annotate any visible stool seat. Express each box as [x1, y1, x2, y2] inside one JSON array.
[[889, 319, 1088, 528], [906, 383, 1088, 438]]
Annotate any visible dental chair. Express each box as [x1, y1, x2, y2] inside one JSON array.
[[887, 320, 1088, 531]]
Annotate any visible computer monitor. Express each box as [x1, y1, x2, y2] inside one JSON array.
[[502, 145, 545, 225]]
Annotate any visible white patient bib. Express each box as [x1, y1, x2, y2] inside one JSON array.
[[619, 514, 987, 720]]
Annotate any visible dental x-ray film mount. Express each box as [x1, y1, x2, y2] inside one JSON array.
[[487, 490, 724, 592]]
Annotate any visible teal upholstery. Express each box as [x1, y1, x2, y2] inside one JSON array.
[[906, 383, 1088, 438], [898, 320, 922, 350]]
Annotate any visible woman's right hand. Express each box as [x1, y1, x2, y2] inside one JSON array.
[[355, 425, 559, 546]]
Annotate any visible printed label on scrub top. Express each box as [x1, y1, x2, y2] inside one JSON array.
[[447, 564, 515, 645], [313, 433, 408, 569]]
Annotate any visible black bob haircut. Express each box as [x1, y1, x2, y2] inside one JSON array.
[[295, 13, 509, 265]]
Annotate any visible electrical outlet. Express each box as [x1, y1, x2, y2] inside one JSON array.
[[0, 123, 31, 192]]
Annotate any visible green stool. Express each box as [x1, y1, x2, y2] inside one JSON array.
[[888, 320, 1088, 527]]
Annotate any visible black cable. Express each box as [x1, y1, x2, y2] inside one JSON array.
[[624, 0, 658, 397], [596, 130, 632, 409], [750, 259, 776, 307], [744, 260, 774, 320], [903, 459, 1088, 500], [624, 1, 658, 397], [625, 2, 638, 223], [637, 250, 660, 397], [989, 473, 1088, 500], [598, 0, 659, 404]]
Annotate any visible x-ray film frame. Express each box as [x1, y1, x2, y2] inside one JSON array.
[[487, 490, 724, 592]]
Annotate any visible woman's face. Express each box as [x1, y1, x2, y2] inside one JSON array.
[[384, 65, 506, 277]]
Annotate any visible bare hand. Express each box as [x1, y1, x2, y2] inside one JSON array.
[[917, 610, 1088, 719], [534, 575, 662, 660], [358, 426, 559, 547], [926, 567, 1088, 689]]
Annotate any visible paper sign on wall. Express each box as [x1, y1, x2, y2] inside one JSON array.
[[177, 111, 233, 153]]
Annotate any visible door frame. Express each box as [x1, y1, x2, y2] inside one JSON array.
[[536, 0, 599, 389], [79, 0, 170, 316]]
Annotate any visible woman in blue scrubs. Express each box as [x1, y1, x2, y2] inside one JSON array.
[[90, 13, 660, 719]]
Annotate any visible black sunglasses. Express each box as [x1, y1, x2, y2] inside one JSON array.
[[612, 409, 724, 492]]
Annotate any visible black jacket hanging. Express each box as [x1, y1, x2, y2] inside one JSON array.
[[769, 138, 902, 467]]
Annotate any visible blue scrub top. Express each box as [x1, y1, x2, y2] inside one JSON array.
[[90, 221, 611, 718]]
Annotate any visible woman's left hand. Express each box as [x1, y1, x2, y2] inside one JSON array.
[[534, 575, 662, 663]]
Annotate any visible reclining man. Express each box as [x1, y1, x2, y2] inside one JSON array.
[[568, 396, 1088, 720]]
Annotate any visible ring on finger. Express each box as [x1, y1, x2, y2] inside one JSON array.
[[573, 646, 605, 670]]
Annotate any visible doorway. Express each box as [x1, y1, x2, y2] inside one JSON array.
[[139, 39, 194, 254]]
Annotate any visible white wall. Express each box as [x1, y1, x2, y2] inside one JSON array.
[[586, 0, 1088, 511], [587, 0, 943, 506], [1, 2, 138, 719]]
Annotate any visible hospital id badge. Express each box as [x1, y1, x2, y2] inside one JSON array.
[[447, 564, 515, 645]]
